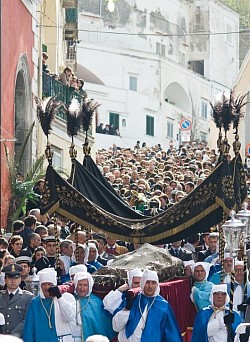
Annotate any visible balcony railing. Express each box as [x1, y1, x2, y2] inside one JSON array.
[[42, 72, 85, 121]]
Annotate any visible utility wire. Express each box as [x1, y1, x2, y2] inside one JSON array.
[[37, 24, 250, 37]]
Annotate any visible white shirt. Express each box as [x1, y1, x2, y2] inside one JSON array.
[[103, 289, 123, 315], [207, 310, 227, 342], [233, 283, 243, 315], [113, 305, 149, 342]]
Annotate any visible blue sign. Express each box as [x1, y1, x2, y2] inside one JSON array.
[[180, 118, 192, 131], [246, 144, 250, 156]]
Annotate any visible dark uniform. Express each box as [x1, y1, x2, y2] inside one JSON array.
[[0, 263, 33, 337]]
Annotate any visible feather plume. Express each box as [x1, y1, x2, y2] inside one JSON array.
[[210, 101, 222, 129], [232, 91, 249, 130], [78, 98, 100, 133], [35, 96, 63, 137], [66, 98, 81, 137], [211, 91, 233, 132]]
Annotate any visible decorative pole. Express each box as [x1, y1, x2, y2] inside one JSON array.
[[74, 224, 79, 264], [219, 226, 225, 283], [53, 215, 62, 285]]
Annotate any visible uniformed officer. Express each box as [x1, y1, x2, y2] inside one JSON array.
[[0, 263, 33, 337], [15, 256, 32, 290]]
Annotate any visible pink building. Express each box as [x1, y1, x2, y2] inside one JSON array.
[[1, 0, 35, 228]]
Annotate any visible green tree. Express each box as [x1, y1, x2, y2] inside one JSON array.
[[221, 0, 250, 28], [4, 122, 45, 231]]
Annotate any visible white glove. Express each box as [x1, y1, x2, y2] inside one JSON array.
[[218, 317, 227, 330]]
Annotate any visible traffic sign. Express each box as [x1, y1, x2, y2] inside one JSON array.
[[246, 143, 250, 156], [180, 118, 192, 131]]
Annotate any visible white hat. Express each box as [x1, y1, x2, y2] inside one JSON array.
[[88, 243, 98, 251], [140, 269, 160, 297], [74, 271, 94, 297], [183, 260, 195, 268], [72, 243, 89, 265], [39, 268, 57, 299], [59, 255, 71, 274], [127, 269, 143, 289], [234, 260, 244, 267], [86, 335, 109, 342], [209, 284, 229, 305], [224, 252, 234, 260], [192, 262, 211, 280], [69, 264, 87, 277]]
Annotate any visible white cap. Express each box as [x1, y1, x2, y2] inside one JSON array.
[[74, 271, 93, 297], [39, 268, 57, 299], [140, 269, 160, 297], [192, 262, 211, 280], [86, 335, 109, 342], [234, 260, 244, 267], [224, 252, 233, 260], [69, 264, 87, 277], [127, 269, 143, 289], [209, 284, 229, 305], [183, 260, 195, 268]]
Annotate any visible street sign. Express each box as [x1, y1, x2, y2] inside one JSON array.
[[181, 132, 191, 142], [180, 118, 192, 131], [246, 143, 250, 156]]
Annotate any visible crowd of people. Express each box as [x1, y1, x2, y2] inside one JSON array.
[[1, 140, 250, 341], [42, 52, 87, 99], [96, 123, 120, 136]]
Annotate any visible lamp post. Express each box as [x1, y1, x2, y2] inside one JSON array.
[[236, 203, 250, 311], [221, 211, 246, 341]]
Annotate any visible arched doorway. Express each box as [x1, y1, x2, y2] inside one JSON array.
[[14, 54, 32, 175]]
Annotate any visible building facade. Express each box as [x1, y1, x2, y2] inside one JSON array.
[[1, 0, 39, 227], [76, 0, 239, 150]]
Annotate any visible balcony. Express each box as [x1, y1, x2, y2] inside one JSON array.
[[42, 72, 85, 121], [62, 0, 77, 8]]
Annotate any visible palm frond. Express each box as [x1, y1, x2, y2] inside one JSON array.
[[15, 121, 35, 172]]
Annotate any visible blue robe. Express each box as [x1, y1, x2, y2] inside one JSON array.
[[192, 281, 213, 311], [79, 293, 117, 341], [209, 270, 232, 284], [88, 260, 103, 270], [116, 293, 182, 342], [23, 296, 58, 341], [191, 306, 241, 342]]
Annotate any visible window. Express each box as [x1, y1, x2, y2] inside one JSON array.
[[200, 132, 207, 143], [167, 120, 174, 139], [156, 43, 166, 57], [109, 112, 119, 129], [201, 99, 208, 120], [52, 146, 62, 170], [146, 115, 154, 136], [122, 119, 126, 127], [42, 44, 47, 53], [129, 76, 137, 91]]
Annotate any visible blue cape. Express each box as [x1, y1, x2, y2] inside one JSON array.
[[191, 306, 241, 342], [193, 281, 213, 311], [79, 293, 117, 341], [117, 293, 182, 342]]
